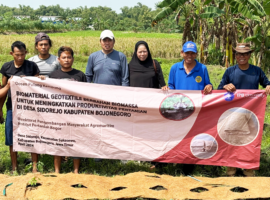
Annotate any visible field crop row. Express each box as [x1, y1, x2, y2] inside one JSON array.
[[50, 31, 182, 38], [0, 31, 182, 59]]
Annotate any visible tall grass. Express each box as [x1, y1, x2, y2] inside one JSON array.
[[0, 31, 183, 59], [51, 30, 182, 38]]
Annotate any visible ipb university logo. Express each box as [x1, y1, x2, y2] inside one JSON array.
[[224, 92, 234, 101]]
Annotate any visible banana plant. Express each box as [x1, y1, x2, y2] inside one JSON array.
[[245, 0, 270, 71], [152, 0, 266, 66], [152, 0, 209, 62], [201, 0, 264, 67]]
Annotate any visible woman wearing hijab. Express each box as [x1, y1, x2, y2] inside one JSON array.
[[129, 41, 168, 90], [129, 41, 168, 169]]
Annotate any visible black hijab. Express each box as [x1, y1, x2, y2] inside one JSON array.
[[129, 41, 153, 69], [129, 41, 164, 88]]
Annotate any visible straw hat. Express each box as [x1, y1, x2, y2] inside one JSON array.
[[233, 43, 254, 53]]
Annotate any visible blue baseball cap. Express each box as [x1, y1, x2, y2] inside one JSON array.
[[182, 41, 197, 53]]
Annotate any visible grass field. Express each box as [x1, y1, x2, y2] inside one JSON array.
[[0, 31, 182, 58], [0, 31, 270, 178], [50, 31, 182, 38]]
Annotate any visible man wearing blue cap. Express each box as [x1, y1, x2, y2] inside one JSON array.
[[168, 41, 212, 94], [168, 41, 212, 175]]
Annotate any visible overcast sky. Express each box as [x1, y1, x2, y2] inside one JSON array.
[[2, 0, 159, 13]]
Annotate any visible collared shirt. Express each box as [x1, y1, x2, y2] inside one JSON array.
[[218, 64, 270, 89], [85, 50, 129, 86], [168, 60, 211, 90]]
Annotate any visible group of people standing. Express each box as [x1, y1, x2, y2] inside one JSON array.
[[1, 29, 270, 177]]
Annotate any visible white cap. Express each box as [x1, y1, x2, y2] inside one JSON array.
[[100, 30, 114, 40]]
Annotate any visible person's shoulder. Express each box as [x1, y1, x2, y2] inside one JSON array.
[[226, 65, 238, 72], [249, 64, 261, 70], [153, 59, 159, 64], [49, 69, 59, 74], [153, 59, 161, 67], [89, 51, 102, 57], [194, 60, 208, 69], [117, 50, 126, 57], [24, 59, 36, 65], [49, 69, 62, 77], [171, 61, 183, 68], [153, 59, 159, 63], [49, 54, 58, 60], [28, 55, 38, 61], [24, 60, 39, 68], [53, 68, 62, 72], [87, 51, 102, 62], [70, 68, 86, 82], [248, 64, 266, 75], [49, 55, 59, 65], [112, 50, 126, 58], [72, 68, 85, 74], [1, 61, 13, 72], [2, 60, 13, 67]]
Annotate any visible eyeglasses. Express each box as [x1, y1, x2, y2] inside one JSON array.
[[235, 52, 250, 57]]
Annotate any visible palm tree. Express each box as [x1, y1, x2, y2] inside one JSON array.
[[245, 0, 270, 70]]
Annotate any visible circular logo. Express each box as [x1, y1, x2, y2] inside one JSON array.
[[224, 92, 234, 101], [195, 76, 202, 83], [159, 93, 195, 121]]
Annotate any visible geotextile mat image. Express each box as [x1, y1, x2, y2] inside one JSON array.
[[0, 171, 270, 199]]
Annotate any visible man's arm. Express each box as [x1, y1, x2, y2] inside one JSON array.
[[33, 62, 40, 76], [203, 67, 212, 86], [0, 78, 11, 98], [0, 75, 8, 122], [168, 65, 176, 89], [223, 83, 236, 92], [85, 56, 94, 83], [120, 54, 129, 86], [259, 69, 270, 95], [156, 60, 166, 87], [217, 69, 236, 92], [81, 73, 87, 83], [203, 67, 213, 94]]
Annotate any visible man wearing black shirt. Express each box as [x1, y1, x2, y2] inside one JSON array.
[[40, 46, 86, 174], [0, 41, 40, 172]]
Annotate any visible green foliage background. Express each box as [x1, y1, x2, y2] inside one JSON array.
[[0, 3, 182, 33]]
